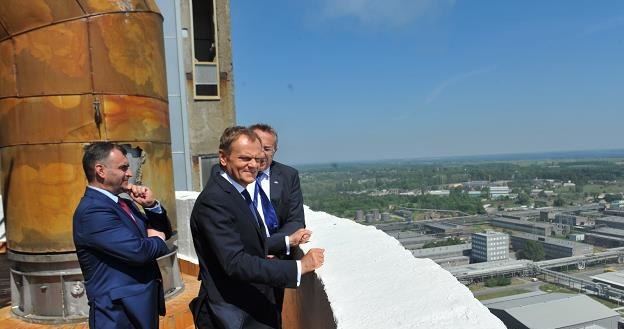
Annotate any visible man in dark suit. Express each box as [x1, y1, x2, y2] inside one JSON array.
[[249, 124, 312, 313], [73, 142, 172, 329], [190, 126, 324, 329], [250, 124, 310, 254]]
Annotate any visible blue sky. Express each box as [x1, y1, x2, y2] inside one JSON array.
[[230, 0, 624, 165]]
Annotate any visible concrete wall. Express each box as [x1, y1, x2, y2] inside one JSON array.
[[179, 0, 236, 191], [158, 0, 236, 191]]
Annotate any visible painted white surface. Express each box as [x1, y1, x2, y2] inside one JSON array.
[[175, 191, 200, 263], [300, 206, 506, 329], [173, 192, 505, 329]]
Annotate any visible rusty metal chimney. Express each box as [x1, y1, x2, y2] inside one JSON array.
[[0, 0, 180, 323]]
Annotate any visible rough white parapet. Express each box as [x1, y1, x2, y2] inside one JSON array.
[[175, 191, 200, 263], [173, 191, 505, 329], [300, 206, 506, 329]]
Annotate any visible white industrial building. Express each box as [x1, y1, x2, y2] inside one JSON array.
[[471, 231, 509, 263]]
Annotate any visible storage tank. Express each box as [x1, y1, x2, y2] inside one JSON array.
[[0, 0, 180, 322]]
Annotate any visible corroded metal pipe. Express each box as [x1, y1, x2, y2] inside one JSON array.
[[0, 0, 178, 322]]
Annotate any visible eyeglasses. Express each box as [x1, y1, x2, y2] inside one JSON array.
[[262, 146, 276, 154]]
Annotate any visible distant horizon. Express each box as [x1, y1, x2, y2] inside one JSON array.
[[293, 147, 624, 167]]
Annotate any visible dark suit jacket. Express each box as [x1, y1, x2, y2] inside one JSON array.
[[73, 187, 172, 329], [190, 173, 298, 329], [265, 161, 306, 254]]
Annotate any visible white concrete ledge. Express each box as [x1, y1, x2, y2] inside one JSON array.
[[173, 192, 505, 329], [301, 206, 506, 329], [175, 191, 201, 264]]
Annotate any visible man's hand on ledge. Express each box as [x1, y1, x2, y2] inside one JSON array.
[[147, 228, 166, 241], [288, 228, 312, 247], [301, 248, 325, 274]]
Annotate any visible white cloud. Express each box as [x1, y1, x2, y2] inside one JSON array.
[[425, 66, 496, 104], [581, 15, 624, 37], [320, 0, 455, 28]]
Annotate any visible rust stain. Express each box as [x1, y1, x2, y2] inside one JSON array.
[[77, 0, 149, 13], [14, 19, 91, 96], [0, 0, 85, 35], [0, 95, 100, 146], [102, 95, 170, 142], [0, 0, 53, 34], [0, 1, 175, 255], [1, 144, 85, 252], [89, 13, 167, 100], [0, 41, 16, 98]]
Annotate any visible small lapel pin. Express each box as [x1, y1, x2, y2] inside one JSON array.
[[273, 180, 279, 184]]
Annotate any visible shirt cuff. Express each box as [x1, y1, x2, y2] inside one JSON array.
[[296, 260, 302, 287], [145, 201, 163, 214], [285, 236, 291, 255]]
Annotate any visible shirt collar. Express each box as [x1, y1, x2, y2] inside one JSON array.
[[220, 170, 256, 196], [260, 166, 271, 179], [88, 185, 119, 203]]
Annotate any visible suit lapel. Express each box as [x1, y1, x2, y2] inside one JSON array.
[[84, 188, 146, 237], [119, 198, 148, 237], [214, 175, 267, 246], [268, 162, 283, 207]]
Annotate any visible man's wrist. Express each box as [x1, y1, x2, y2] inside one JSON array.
[[144, 200, 157, 208], [144, 201, 163, 214]]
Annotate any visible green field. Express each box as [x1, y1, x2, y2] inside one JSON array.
[[583, 184, 624, 194], [475, 289, 531, 301], [538, 284, 576, 294]]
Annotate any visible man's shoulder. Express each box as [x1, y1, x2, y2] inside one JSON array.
[[75, 188, 110, 209], [197, 174, 236, 202], [73, 188, 116, 224], [271, 161, 299, 176]]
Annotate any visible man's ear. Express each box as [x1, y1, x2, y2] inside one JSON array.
[[219, 150, 227, 167], [95, 164, 106, 180]]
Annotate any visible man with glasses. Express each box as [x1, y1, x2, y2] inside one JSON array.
[[73, 142, 172, 329], [250, 124, 310, 252], [249, 124, 311, 315], [190, 126, 324, 329]]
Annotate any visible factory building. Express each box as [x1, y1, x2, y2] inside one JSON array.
[[471, 231, 509, 263], [595, 216, 624, 230], [511, 233, 593, 259], [491, 217, 553, 236], [483, 292, 619, 329], [412, 243, 472, 268]]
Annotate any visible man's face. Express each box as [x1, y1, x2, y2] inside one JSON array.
[[96, 149, 132, 195], [220, 135, 264, 186], [253, 129, 277, 171]]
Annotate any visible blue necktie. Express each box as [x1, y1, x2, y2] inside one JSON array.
[[255, 173, 279, 234], [241, 189, 263, 229]]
